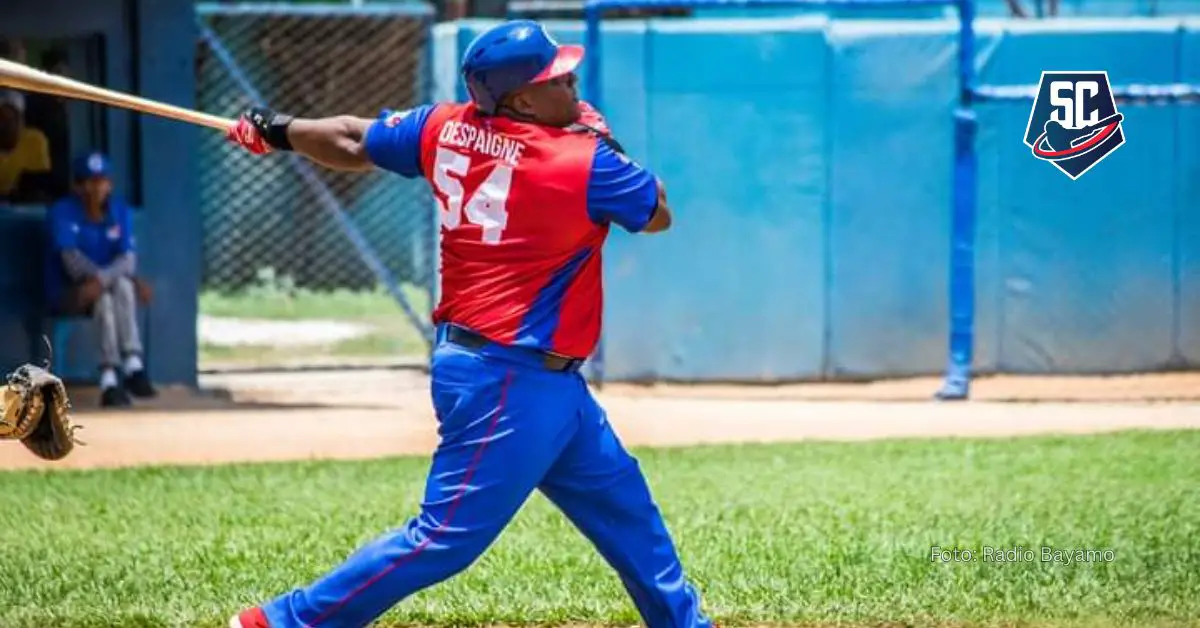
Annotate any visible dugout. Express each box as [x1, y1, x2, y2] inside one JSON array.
[[0, 0, 200, 386]]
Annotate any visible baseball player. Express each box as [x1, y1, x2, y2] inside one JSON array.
[[45, 152, 157, 407], [225, 19, 713, 628]]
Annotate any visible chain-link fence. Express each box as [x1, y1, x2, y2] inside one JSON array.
[[195, 3, 436, 371]]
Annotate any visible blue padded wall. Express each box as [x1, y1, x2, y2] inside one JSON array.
[[1179, 18, 1200, 365], [824, 20, 959, 377], [981, 20, 1182, 373], [637, 18, 829, 380]]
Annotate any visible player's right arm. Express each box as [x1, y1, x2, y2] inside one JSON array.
[[227, 105, 435, 177]]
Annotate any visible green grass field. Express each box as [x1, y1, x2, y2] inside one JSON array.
[[198, 284, 430, 367], [2, 431, 1198, 628]]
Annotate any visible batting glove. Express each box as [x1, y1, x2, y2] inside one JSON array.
[[226, 117, 271, 155], [227, 106, 294, 154]]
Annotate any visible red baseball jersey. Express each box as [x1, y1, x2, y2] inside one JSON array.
[[363, 101, 659, 359]]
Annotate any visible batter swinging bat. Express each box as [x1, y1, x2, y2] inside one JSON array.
[[0, 58, 234, 131]]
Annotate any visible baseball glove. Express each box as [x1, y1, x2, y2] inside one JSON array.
[[1, 363, 84, 461]]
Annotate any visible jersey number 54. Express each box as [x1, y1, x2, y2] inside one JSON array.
[[433, 147, 512, 244]]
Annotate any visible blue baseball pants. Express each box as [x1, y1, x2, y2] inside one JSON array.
[[260, 325, 713, 628]]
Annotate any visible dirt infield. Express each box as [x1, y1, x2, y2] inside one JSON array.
[[3, 369, 1199, 471]]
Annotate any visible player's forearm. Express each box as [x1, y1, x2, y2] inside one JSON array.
[[97, 252, 137, 287], [286, 116, 375, 172], [60, 249, 101, 282], [642, 178, 672, 233]]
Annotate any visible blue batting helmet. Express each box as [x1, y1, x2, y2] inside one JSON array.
[[460, 20, 584, 115]]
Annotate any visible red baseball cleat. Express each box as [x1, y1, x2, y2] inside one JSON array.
[[228, 607, 270, 628]]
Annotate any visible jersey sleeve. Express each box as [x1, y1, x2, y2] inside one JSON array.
[[48, 202, 77, 252], [585, 139, 659, 233], [116, 200, 136, 254], [362, 104, 437, 178]]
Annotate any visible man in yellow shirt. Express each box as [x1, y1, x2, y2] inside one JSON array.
[[0, 88, 53, 203]]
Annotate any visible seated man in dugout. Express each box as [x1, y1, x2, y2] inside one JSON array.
[[0, 88, 54, 204], [45, 152, 157, 407]]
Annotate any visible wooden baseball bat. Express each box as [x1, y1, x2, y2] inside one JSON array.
[[0, 58, 234, 132]]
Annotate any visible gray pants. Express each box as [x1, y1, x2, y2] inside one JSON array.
[[93, 277, 143, 368]]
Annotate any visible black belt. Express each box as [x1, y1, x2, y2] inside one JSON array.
[[445, 325, 584, 373]]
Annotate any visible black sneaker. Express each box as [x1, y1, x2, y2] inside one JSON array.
[[123, 369, 158, 399], [101, 386, 133, 408]]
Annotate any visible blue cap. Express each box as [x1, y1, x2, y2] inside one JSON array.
[[72, 152, 110, 181], [461, 20, 584, 115]]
